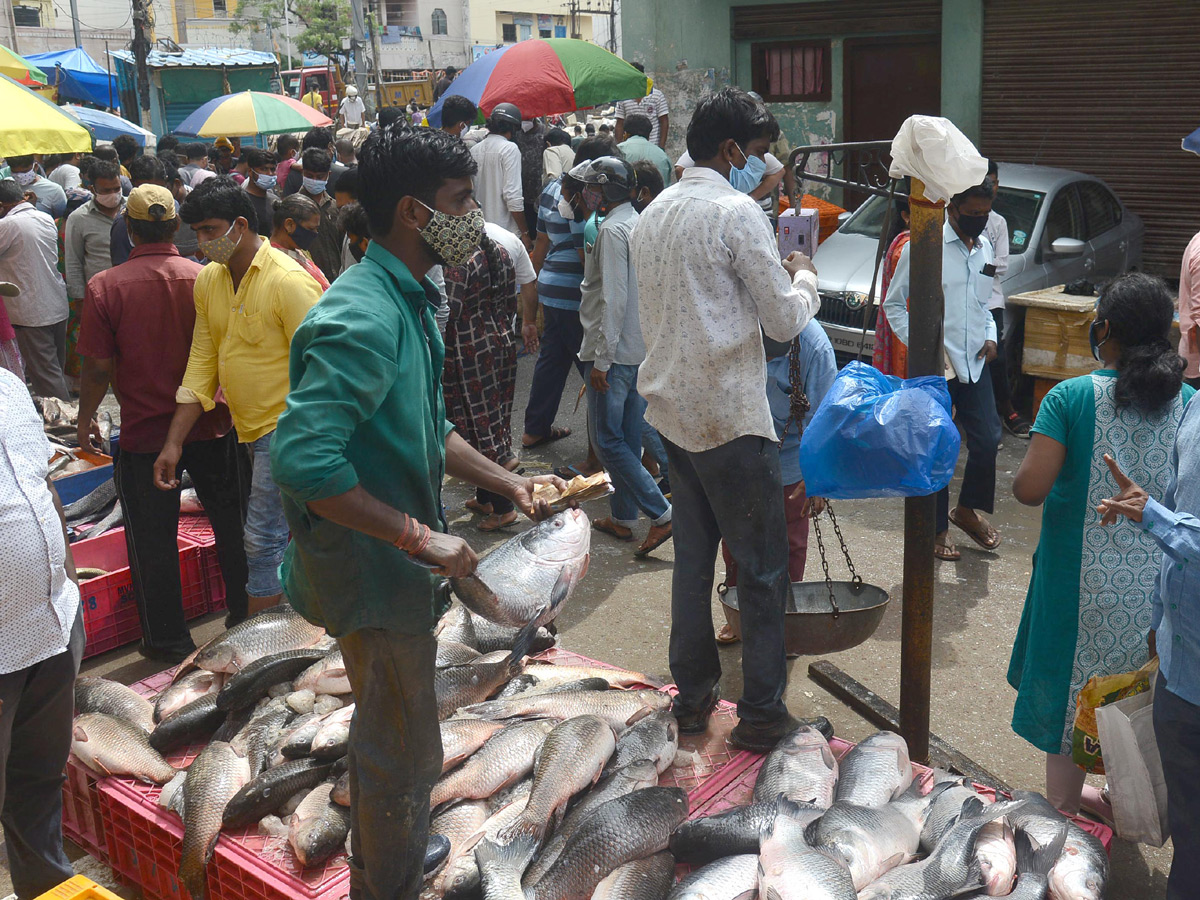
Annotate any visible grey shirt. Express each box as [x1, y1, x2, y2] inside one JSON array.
[[578, 202, 644, 371], [65, 200, 117, 298]]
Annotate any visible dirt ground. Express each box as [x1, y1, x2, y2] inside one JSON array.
[[7, 351, 1169, 899]]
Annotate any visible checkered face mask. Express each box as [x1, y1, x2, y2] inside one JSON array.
[[415, 200, 484, 268]]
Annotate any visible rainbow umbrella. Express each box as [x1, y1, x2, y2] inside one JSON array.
[[0, 44, 46, 87], [427, 38, 650, 127], [177, 90, 331, 137]]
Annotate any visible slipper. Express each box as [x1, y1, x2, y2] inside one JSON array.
[[465, 499, 493, 516], [1004, 412, 1032, 439], [593, 517, 634, 542], [934, 537, 961, 562], [478, 511, 519, 532], [635, 522, 673, 558], [555, 463, 597, 481], [949, 508, 1002, 551], [716, 623, 741, 645], [522, 426, 572, 449]]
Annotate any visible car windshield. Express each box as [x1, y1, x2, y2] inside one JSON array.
[[837, 186, 1045, 255]]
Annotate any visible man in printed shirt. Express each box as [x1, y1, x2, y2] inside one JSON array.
[[1099, 415, 1200, 900], [883, 179, 1002, 562], [632, 89, 825, 752], [0, 366, 83, 900], [153, 177, 323, 617]]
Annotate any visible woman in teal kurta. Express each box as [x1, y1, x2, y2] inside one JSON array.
[[1010, 272, 1193, 817]]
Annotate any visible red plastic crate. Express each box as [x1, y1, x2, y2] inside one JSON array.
[[74, 529, 207, 659], [62, 752, 107, 863], [178, 515, 227, 615]]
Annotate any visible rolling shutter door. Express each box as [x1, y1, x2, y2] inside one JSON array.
[[981, 0, 1200, 277]]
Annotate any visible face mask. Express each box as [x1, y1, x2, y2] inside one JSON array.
[[198, 222, 241, 266], [953, 208, 989, 240], [94, 190, 123, 209], [557, 195, 576, 220], [290, 222, 319, 251], [302, 176, 328, 195], [13, 170, 37, 186], [349, 239, 368, 263], [633, 190, 652, 213], [1089, 319, 1109, 362], [582, 187, 603, 212], [727, 144, 767, 194], [415, 199, 485, 268], [255, 172, 277, 191]]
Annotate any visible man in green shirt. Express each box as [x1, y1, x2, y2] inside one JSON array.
[[271, 127, 564, 900], [617, 113, 672, 188]]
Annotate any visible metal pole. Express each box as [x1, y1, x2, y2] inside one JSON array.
[[368, 0, 384, 112], [132, 0, 153, 129], [897, 176, 944, 765], [68, 0, 81, 50], [105, 41, 114, 110]]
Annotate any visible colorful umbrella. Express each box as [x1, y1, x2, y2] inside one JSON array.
[[177, 90, 332, 137], [0, 44, 47, 87], [427, 38, 650, 127], [64, 105, 155, 147], [0, 74, 91, 156]]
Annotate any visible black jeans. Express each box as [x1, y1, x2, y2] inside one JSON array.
[[1155, 678, 1200, 900], [339, 628, 442, 900], [0, 610, 83, 900], [523, 305, 587, 439], [989, 308, 1012, 415], [937, 368, 1003, 534], [663, 434, 790, 726], [114, 433, 251, 651]]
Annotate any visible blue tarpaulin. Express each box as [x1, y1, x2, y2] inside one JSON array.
[[25, 48, 118, 110], [1185, 127, 1200, 156]]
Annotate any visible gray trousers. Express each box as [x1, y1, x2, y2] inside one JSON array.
[[0, 609, 84, 899], [13, 320, 69, 401], [338, 628, 442, 900], [663, 434, 791, 726]]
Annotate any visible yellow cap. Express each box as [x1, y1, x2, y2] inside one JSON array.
[[125, 184, 177, 222], [214, 136, 235, 151]]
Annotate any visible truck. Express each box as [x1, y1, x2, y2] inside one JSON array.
[[281, 65, 345, 113], [370, 75, 437, 110]]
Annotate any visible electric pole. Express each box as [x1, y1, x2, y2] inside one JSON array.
[[367, 0, 385, 110], [68, 0, 81, 48], [131, 0, 153, 129]]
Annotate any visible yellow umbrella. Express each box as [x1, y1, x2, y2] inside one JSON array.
[[0, 73, 91, 156]]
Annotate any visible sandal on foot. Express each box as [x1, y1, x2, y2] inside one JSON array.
[[593, 517, 634, 541], [522, 426, 572, 449], [949, 508, 1002, 551], [716, 623, 741, 644], [478, 511, 519, 532], [1003, 412, 1032, 439], [935, 537, 961, 562], [465, 499, 494, 515], [634, 522, 673, 558]]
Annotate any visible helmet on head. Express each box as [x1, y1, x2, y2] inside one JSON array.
[[346, 85, 358, 97], [488, 102, 522, 132], [568, 155, 634, 205]]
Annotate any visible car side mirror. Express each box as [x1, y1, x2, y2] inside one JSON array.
[[1048, 237, 1086, 258], [837, 211, 852, 223]]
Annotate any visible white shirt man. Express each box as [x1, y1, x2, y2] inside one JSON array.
[[339, 91, 367, 128], [470, 132, 526, 240]]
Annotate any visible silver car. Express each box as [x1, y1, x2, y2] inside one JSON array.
[[809, 162, 1145, 362]]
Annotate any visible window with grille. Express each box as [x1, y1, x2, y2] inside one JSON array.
[[502, 22, 517, 42], [431, 8, 447, 34], [213, 0, 227, 14], [751, 41, 831, 103]]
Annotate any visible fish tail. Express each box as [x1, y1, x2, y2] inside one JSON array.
[[1014, 824, 1067, 877], [474, 834, 539, 877], [497, 815, 548, 852], [505, 612, 544, 673]]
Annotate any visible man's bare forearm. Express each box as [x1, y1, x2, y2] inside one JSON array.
[[76, 359, 111, 435], [306, 485, 413, 544], [163, 402, 205, 450], [445, 430, 521, 498]]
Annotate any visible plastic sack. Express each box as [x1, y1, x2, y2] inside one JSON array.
[[798, 361, 960, 499], [1071, 656, 1158, 774], [889, 116, 988, 204], [1095, 667, 1170, 846]]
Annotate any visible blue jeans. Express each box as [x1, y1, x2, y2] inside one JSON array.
[[246, 431, 289, 597], [641, 421, 670, 493], [585, 362, 670, 527]]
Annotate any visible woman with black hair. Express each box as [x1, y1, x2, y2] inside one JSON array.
[[1009, 271, 1194, 820]]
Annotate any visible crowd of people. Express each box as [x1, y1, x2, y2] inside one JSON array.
[[1, 74, 1199, 900]]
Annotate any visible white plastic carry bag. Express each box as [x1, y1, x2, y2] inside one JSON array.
[[1094, 669, 1171, 846], [888, 116, 988, 204]]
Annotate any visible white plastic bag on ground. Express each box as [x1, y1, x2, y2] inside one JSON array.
[[1094, 671, 1170, 846], [888, 116, 988, 204]]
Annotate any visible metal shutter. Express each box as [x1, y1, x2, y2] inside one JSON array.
[[981, 0, 1200, 277], [732, 0, 940, 40]]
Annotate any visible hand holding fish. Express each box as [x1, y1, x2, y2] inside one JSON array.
[[418, 532, 479, 577], [512, 474, 570, 522]]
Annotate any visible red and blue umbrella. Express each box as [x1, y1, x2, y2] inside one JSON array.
[[427, 38, 650, 127]]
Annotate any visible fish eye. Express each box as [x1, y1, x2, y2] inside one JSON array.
[[554, 520, 563, 528]]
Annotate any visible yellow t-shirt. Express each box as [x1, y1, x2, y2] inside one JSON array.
[[301, 90, 324, 110]]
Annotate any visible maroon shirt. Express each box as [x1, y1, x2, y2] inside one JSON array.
[[77, 243, 232, 453]]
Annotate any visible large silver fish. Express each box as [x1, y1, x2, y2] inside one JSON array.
[[195, 605, 328, 674], [753, 725, 839, 808], [1005, 792, 1108, 900], [757, 794, 856, 900], [1006, 826, 1067, 900], [71, 713, 175, 784], [74, 677, 155, 733], [154, 670, 224, 723], [440, 718, 508, 775], [431, 800, 491, 890], [460, 688, 672, 733], [435, 637, 533, 721], [292, 650, 351, 695], [180, 742, 252, 900], [528, 787, 689, 900], [669, 800, 786, 866], [604, 710, 678, 776], [223, 757, 334, 829], [289, 781, 351, 867], [430, 720, 555, 808], [450, 509, 590, 628], [668, 854, 760, 900], [592, 852, 675, 900], [834, 731, 914, 808], [441, 791, 532, 898]]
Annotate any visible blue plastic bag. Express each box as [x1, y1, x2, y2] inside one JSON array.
[[798, 361, 961, 499]]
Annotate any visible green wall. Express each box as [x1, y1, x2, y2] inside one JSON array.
[[622, 0, 983, 164]]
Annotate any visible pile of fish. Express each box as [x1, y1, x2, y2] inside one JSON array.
[[668, 728, 1109, 900]]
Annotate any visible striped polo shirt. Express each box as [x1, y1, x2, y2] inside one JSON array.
[[536, 181, 586, 311]]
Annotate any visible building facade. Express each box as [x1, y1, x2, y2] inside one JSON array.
[[622, 0, 1200, 276], [468, 0, 599, 50]]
